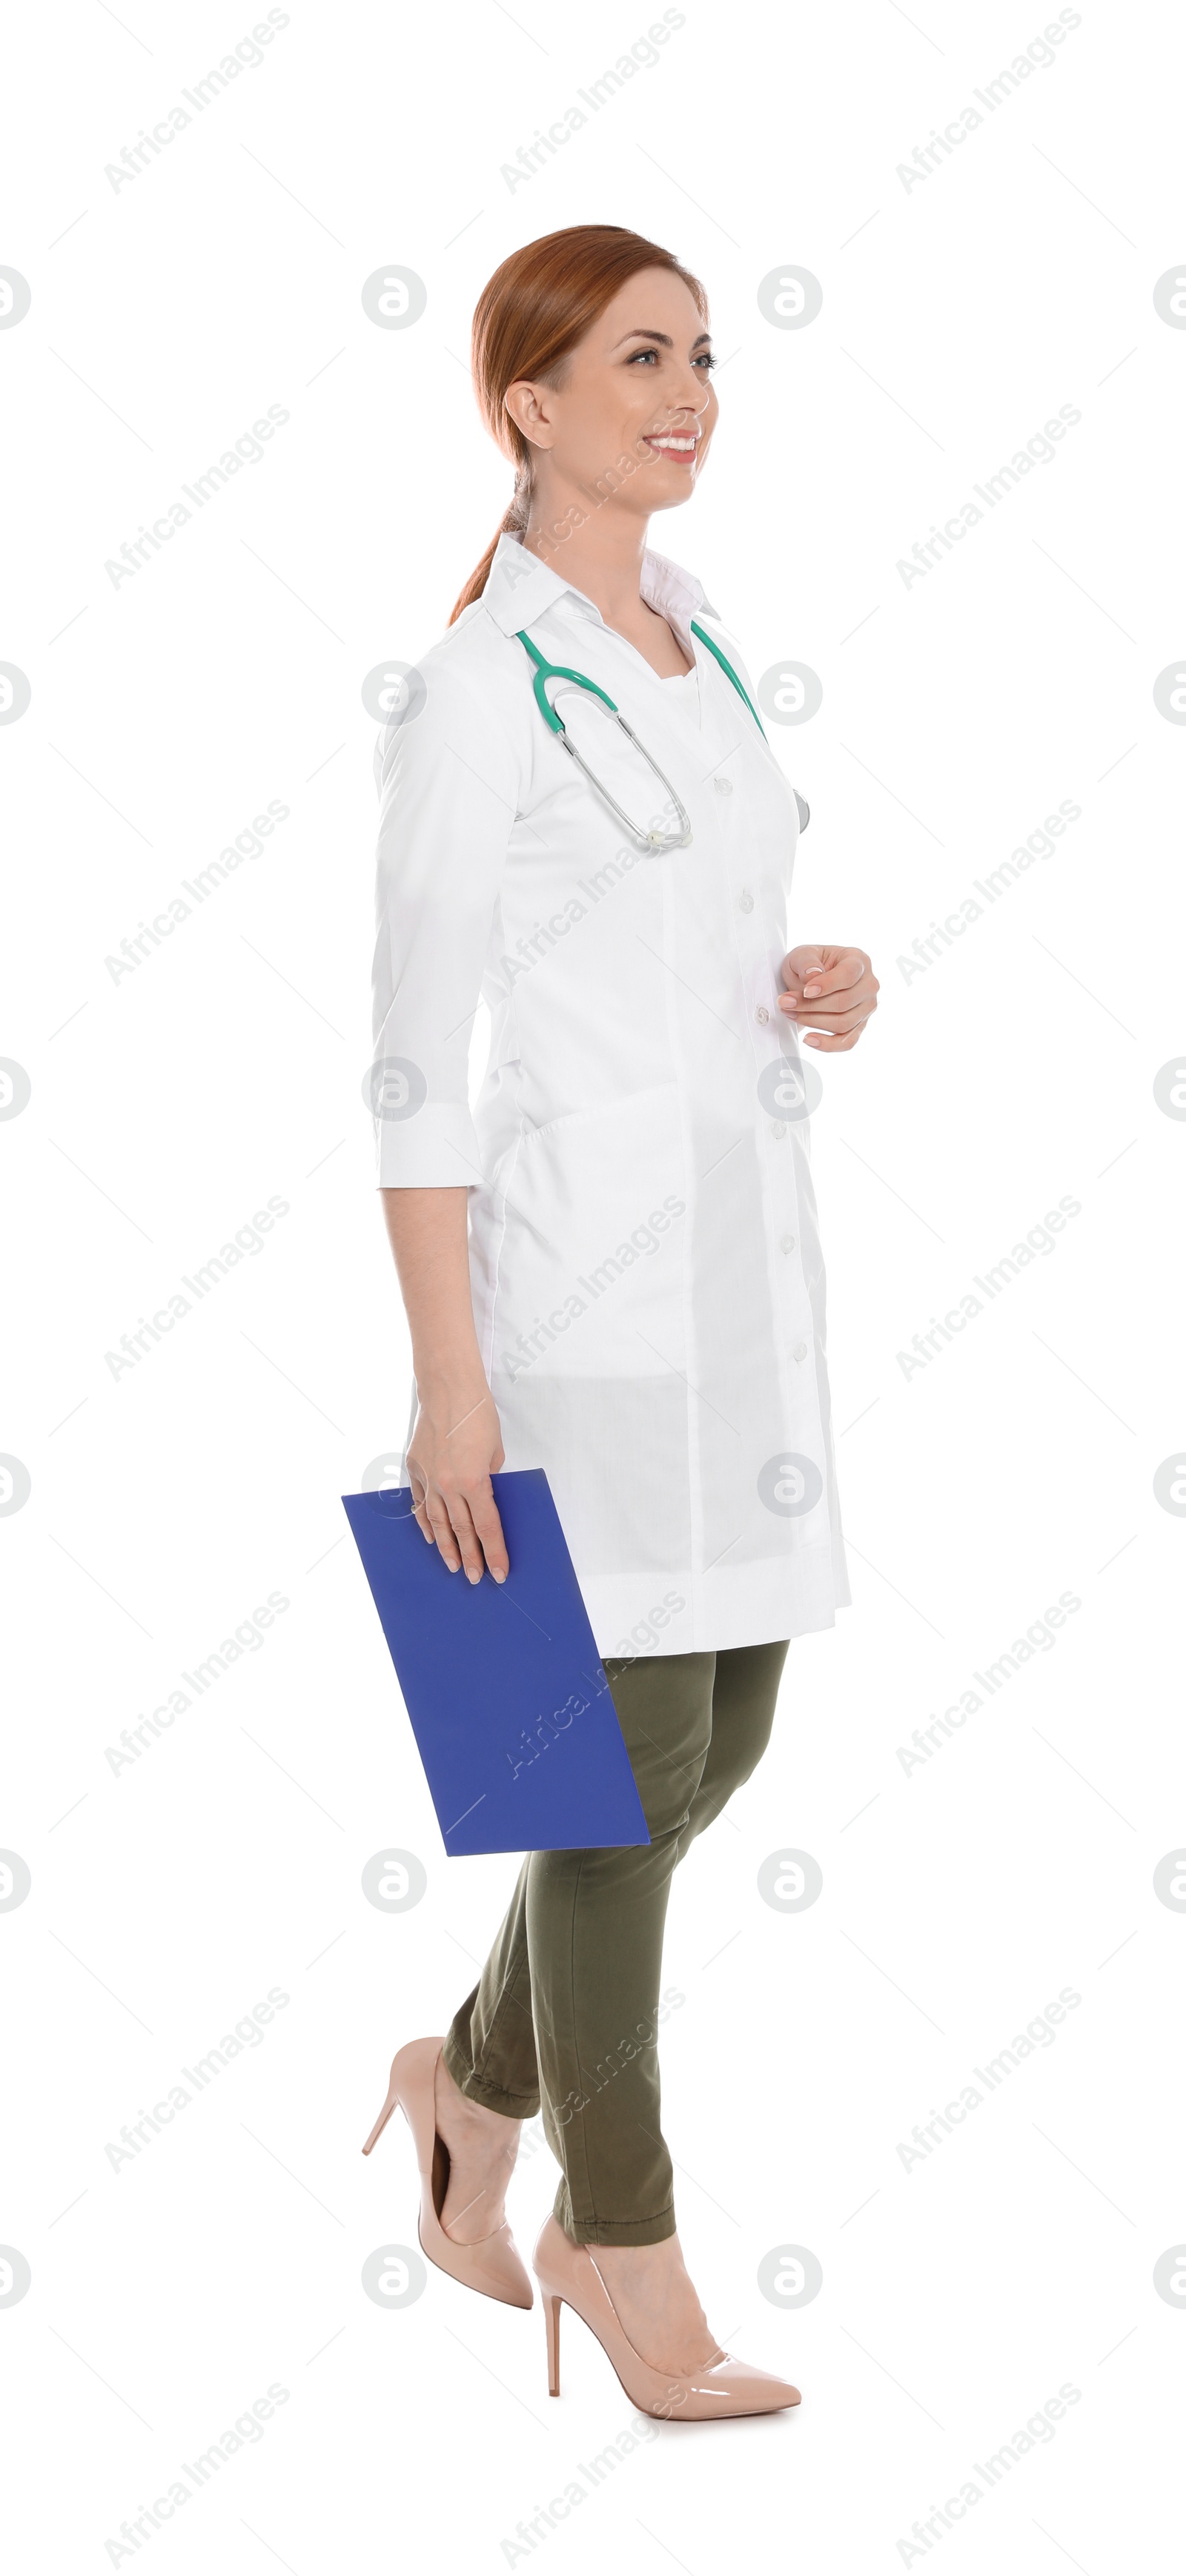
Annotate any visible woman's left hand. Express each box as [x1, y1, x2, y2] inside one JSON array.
[[778, 944, 879, 1051]]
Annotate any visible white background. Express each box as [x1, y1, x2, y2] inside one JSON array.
[[3, 1, 1185, 2569]]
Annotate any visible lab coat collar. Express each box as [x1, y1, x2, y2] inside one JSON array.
[[480, 529, 718, 653]]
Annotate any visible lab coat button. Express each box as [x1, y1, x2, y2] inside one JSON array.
[[715, 775, 733, 795], [772, 1122, 786, 1139], [739, 890, 754, 913], [781, 1234, 796, 1254], [755, 1004, 769, 1024], [792, 1342, 808, 1363]]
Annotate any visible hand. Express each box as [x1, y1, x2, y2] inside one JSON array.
[[405, 1377, 509, 1584], [778, 944, 879, 1051]]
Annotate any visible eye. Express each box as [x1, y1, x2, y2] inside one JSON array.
[[626, 348, 659, 364], [695, 353, 718, 371]]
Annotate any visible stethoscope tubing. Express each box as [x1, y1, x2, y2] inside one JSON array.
[[514, 618, 807, 852], [554, 709, 692, 852]]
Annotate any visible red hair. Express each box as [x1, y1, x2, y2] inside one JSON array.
[[448, 224, 706, 625]]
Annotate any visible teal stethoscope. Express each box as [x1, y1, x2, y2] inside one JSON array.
[[514, 620, 809, 855]]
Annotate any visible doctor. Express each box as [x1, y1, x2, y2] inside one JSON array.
[[366, 225, 878, 2420]]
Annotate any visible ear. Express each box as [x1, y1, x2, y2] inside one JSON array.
[[504, 380, 556, 452]]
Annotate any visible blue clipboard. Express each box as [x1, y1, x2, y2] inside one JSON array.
[[341, 1469, 651, 1857]]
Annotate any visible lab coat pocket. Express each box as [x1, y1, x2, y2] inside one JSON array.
[[480, 1082, 695, 1580], [483, 1081, 687, 1386]]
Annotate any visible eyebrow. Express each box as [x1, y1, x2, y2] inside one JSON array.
[[609, 328, 712, 353]]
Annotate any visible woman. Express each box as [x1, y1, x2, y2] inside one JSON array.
[[362, 225, 878, 2420]]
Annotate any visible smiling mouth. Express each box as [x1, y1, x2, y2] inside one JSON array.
[[643, 431, 700, 462]]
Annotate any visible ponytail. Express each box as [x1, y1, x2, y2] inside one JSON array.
[[449, 473, 531, 626]]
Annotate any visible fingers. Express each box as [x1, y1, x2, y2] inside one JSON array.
[[420, 1477, 508, 1585], [780, 996, 878, 1037], [468, 1483, 510, 1583], [781, 944, 825, 988], [803, 953, 868, 998], [408, 1454, 473, 1573], [405, 1385, 509, 1588], [443, 1489, 488, 1585], [423, 1487, 462, 1569], [781, 948, 867, 996], [782, 985, 878, 1049], [779, 954, 878, 1034], [784, 989, 876, 1020], [407, 1465, 435, 1549]]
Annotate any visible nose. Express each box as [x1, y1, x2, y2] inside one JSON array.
[[658, 381, 712, 425]]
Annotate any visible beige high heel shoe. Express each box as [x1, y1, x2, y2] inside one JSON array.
[[533, 2216, 800, 2420], [362, 2036, 532, 2310]]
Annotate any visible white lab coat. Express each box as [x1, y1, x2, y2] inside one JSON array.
[[371, 532, 849, 1658]]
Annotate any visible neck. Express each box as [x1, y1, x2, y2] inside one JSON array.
[[520, 488, 653, 627]]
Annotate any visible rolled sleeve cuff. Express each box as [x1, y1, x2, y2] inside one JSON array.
[[374, 1099, 485, 1188]]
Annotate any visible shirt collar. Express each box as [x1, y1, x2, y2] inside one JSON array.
[[480, 530, 717, 654]]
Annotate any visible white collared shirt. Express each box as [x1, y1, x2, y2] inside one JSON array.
[[371, 532, 849, 1656]]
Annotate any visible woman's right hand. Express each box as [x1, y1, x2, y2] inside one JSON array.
[[405, 1374, 509, 1585]]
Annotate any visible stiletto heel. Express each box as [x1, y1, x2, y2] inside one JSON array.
[[532, 2218, 799, 2420], [362, 2035, 533, 2310], [361, 2085, 399, 2158]]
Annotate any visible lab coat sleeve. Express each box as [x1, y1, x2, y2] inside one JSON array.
[[370, 643, 519, 1187]]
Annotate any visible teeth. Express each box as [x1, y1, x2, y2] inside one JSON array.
[[649, 436, 695, 451]]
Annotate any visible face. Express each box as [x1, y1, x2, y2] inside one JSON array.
[[504, 265, 718, 523]]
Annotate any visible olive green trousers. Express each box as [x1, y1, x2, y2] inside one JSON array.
[[442, 1640, 789, 2246]]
